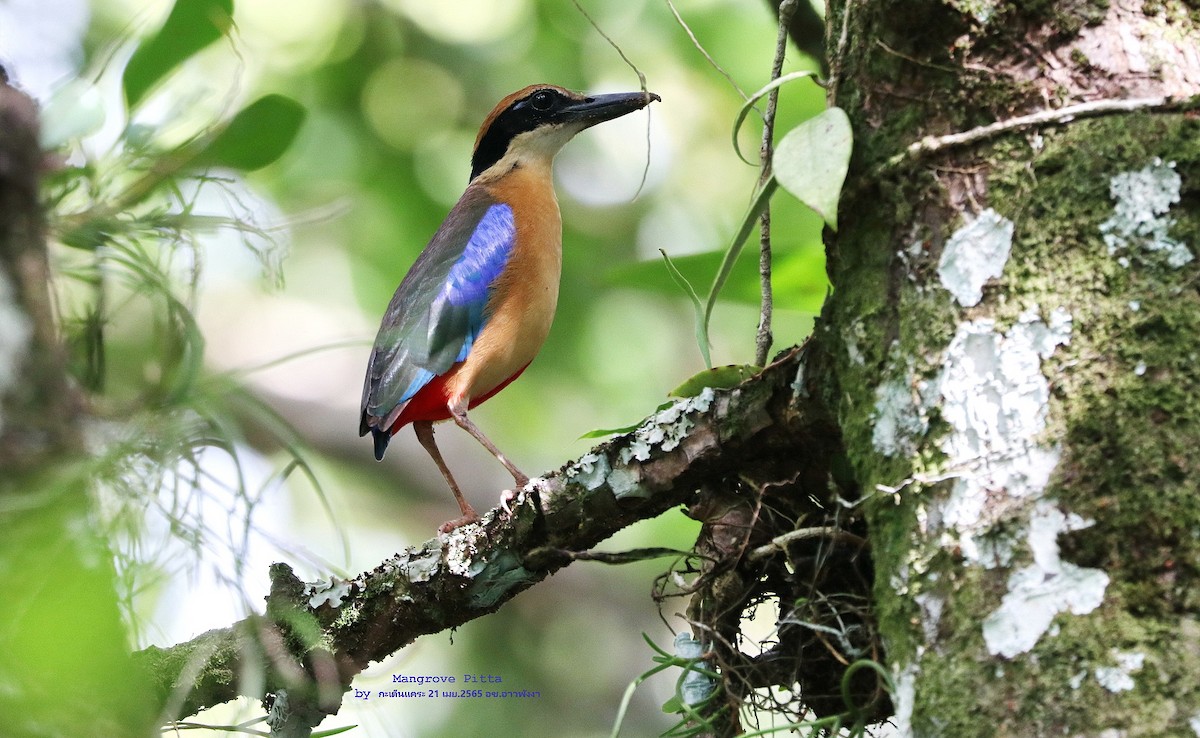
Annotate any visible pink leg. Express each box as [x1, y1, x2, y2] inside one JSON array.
[[448, 405, 530, 489], [413, 420, 480, 532]]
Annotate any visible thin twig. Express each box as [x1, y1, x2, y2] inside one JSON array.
[[826, 0, 855, 104], [665, 0, 749, 101], [755, 0, 797, 367], [889, 94, 1199, 167], [748, 526, 867, 563], [571, 0, 654, 199], [529, 546, 704, 566]]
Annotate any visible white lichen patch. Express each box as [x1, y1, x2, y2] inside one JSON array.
[[926, 306, 1110, 658], [1093, 649, 1145, 693], [307, 577, 352, 609], [405, 549, 442, 583], [872, 365, 936, 458], [1189, 712, 1200, 736], [440, 523, 489, 578], [0, 268, 33, 432], [790, 355, 808, 400], [960, 0, 1000, 23], [935, 307, 1072, 564], [1101, 158, 1192, 268], [891, 662, 919, 737], [845, 320, 866, 366], [938, 208, 1015, 307], [607, 466, 645, 498], [914, 590, 944, 644], [674, 632, 716, 705], [565, 453, 610, 491], [618, 388, 714, 464], [981, 503, 1109, 658]]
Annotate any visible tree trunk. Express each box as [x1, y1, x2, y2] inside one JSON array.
[[825, 0, 1200, 734]]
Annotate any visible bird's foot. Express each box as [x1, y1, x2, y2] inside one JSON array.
[[438, 507, 481, 533], [501, 477, 543, 517], [501, 488, 519, 516]]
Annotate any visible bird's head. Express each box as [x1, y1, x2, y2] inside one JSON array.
[[470, 84, 660, 181]]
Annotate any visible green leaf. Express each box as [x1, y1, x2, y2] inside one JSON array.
[[578, 425, 638, 440], [123, 0, 234, 108], [659, 249, 710, 368], [669, 365, 760, 397], [193, 95, 307, 171], [579, 402, 674, 439], [40, 79, 105, 149], [774, 107, 853, 231], [661, 695, 683, 714], [731, 71, 819, 165], [701, 178, 778, 361]]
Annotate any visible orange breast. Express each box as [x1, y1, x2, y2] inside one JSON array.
[[389, 162, 563, 430], [438, 161, 563, 412]]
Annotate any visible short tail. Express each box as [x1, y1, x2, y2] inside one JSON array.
[[370, 427, 391, 460]]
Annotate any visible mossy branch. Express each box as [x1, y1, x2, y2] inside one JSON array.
[[135, 346, 838, 729]]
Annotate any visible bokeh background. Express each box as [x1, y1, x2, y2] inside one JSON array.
[[2, 0, 827, 734]]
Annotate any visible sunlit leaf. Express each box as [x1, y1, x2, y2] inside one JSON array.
[[659, 249, 711, 368], [40, 79, 105, 149], [123, 0, 235, 108], [192, 95, 307, 172], [669, 365, 760, 397], [774, 107, 853, 231], [701, 178, 777, 361], [579, 402, 673, 439]]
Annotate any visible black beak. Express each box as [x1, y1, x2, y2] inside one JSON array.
[[560, 90, 661, 129]]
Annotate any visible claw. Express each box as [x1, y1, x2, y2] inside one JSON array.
[[438, 508, 481, 533], [501, 488, 520, 516]]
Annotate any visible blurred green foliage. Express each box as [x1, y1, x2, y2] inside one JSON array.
[[122, 0, 233, 107], [22, 0, 833, 735]]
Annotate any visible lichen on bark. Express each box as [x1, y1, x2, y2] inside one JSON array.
[[825, 0, 1200, 733]]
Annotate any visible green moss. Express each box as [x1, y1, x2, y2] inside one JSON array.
[[902, 551, 1200, 735], [845, 105, 1200, 733], [914, 606, 1200, 735], [888, 111, 1200, 734], [984, 114, 1200, 624]]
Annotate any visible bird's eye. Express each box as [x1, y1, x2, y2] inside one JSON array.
[[530, 91, 554, 111]]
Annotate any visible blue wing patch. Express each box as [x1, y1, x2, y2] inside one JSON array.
[[399, 367, 436, 403], [361, 192, 517, 439], [445, 203, 515, 308], [400, 203, 516, 402]]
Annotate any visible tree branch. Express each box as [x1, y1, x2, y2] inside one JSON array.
[[136, 345, 837, 726], [887, 94, 1200, 167]]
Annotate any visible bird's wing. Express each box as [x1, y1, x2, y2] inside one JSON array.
[[360, 187, 515, 433]]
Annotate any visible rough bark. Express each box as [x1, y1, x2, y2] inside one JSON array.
[[824, 0, 1200, 734]]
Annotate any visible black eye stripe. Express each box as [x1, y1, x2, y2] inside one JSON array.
[[470, 88, 575, 179]]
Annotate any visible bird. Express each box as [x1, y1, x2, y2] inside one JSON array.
[[360, 83, 660, 532]]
